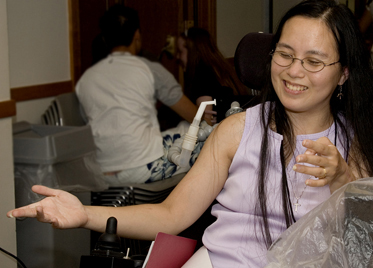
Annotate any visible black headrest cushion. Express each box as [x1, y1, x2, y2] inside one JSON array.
[[234, 32, 274, 90]]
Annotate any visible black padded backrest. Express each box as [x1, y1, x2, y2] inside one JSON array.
[[234, 32, 274, 90]]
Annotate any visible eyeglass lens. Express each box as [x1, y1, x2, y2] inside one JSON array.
[[272, 51, 326, 72]]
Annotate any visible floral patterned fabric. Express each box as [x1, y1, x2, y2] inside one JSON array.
[[145, 133, 204, 183]]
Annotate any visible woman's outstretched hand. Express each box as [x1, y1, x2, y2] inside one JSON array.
[[293, 137, 356, 193], [7, 185, 88, 229]]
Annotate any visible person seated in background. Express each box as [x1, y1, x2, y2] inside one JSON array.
[[76, 4, 199, 185], [176, 27, 251, 125], [8, 0, 373, 267]]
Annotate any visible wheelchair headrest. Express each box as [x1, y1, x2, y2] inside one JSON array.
[[234, 32, 274, 90]]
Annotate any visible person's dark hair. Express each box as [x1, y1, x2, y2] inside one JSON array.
[[256, 0, 373, 248], [182, 27, 248, 96], [99, 4, 140, 52]]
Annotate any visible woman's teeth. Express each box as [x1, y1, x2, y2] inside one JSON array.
[[286, 82, 307, 91]]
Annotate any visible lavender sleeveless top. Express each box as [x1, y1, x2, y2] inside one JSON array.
[[202, 103, 348, 268]]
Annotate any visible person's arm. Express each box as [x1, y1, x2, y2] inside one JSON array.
[[7, 112, 245, 240], [169, 94, 197, 123], [141, 58, 198, 123]]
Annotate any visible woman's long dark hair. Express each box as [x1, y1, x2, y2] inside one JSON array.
[[182, 27, 248, 96], [256, 0, 373, 248]]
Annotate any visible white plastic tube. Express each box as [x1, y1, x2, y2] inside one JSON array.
[[197, 121, 214, 142], [167, 136, 183, 166], [177, 99, 216, 167]]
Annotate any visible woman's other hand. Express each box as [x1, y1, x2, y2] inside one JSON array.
[[293, 137, 356, 193]]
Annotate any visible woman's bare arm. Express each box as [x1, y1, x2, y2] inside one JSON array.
[[8, 112, 246, 241]]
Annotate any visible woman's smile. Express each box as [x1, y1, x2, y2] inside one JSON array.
[[284, 80, 308, 93]]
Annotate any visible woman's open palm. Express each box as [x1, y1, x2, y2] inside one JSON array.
[[7, 185, 88, 229]]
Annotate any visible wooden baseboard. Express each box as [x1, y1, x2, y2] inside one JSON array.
[[11, 80, 73, 102], [0, 99, 16, 119]]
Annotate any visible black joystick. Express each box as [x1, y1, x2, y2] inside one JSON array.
[[80, 217, 144, 268], [92, 217, 124, 258]]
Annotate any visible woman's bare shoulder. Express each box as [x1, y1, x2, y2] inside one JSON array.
[[218, 111, 246, 134], [210, 111, 246, 159]]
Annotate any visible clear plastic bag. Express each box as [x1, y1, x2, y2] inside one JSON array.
[[266, 177, 373, 268], [14, 151, 108, 207]]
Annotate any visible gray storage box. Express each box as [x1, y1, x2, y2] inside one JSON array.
[[13, 121, 95, 164], [12, 121, 108, 207]]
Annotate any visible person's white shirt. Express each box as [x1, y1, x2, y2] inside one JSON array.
[[76, 52, 183, 173]]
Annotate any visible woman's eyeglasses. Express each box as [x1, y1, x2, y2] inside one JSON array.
[[270, 50, 339, 73]]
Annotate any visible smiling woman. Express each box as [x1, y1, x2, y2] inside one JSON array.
[[270, 16, 348, 124]]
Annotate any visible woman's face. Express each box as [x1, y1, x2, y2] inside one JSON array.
[[176, 36, 188, 71], [271, 16, 348, 117]]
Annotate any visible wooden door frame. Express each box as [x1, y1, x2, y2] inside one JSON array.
[[196, 0, 216, 41], [182, 0, 216, 39], [69, 0, 81, 88]]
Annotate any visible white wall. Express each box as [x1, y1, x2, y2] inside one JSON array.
[[0, 1, 70, 266], [0, 0, 17, 267], [272, 0, 302, 31], [15, 97, 54, 124], [217, 0, 264, 58], [7, 0, 70, 88], [7, 0, 70, 124], [216, 0, 307, 58]]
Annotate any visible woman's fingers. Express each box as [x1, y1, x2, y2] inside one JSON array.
[[301, 137, 332, 156], [293, 161, 329, 178], [7, 185, 58, 219], [304, 148, 317, 155], [295, 153, 327, 167], [294, 138, 332, 180], [32, 185, 59, 197], [305, 176, 328, 187], [8, 203, 40, 218], [294, 137, 352, 193]]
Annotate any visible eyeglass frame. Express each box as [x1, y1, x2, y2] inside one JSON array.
[[270, 50, 340, 73]]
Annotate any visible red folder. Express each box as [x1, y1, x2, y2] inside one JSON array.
[[145, 232, 197, 268]]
